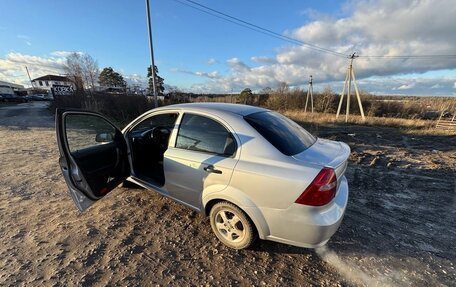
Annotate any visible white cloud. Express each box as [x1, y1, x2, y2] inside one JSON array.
[[396, 83, 416, 90], [124, 73, 148, 87], [207, 58, 217, 65], [0, 52, 68, 86], [226, 58, 251, 72], [172, 68, 220, 79], [186, 0, 456, 95], [0, 51, 149, 90], [356, 76, 456, 95], [298, 8, 328, 20], [251, 56, 277, 64], [196, 71, 220, 79], [50, 51, 82, 57]]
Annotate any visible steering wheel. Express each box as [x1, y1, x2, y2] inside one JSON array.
[[151, 126, 171, 150]]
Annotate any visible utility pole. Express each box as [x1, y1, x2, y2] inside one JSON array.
[[336, 53, 365, 122], [304, 75, 314, 113], [145, 0, 158, 108], [25, 66, 34, 88]]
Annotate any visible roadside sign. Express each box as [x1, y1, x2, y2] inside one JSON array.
[[51, 85, 74, 96]]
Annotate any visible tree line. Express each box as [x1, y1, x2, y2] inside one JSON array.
[[63, 52, 164, 95]]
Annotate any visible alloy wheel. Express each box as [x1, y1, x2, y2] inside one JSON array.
[[214, 209, 246, 243]]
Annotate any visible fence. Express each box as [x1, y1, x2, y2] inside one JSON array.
[[436, 114, 456, 130]]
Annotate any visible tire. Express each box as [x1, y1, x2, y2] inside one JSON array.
[[209, 201, 257, 249]]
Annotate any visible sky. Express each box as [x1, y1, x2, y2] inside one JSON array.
[[0, 0, 455, 96]]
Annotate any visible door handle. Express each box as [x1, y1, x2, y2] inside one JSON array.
[[204, 165, 222, 174]]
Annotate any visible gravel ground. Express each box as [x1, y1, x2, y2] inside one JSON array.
[[0, 102, 455, 286]]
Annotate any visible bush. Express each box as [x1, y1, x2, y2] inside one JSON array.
[[50, 87, 455, 127], [50, 92, 155, 128]]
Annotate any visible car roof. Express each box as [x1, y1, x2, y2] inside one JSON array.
[[155, 102, 268, 116]]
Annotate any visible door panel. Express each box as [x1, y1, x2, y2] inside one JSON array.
[[70, 142, 127, 198], [164, 147, 238, 209], [163, 113, 239, 210], [56, 109, 130, 211]]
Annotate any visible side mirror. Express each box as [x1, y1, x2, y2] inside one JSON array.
[[95, 132, 114, 143]]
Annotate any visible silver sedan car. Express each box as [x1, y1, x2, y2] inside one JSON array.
[[56, 103, 349, 249]]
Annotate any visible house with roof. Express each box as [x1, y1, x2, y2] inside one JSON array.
[[31, 75, 74, 91]]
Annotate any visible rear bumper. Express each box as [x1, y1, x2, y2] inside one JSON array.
[[255, 176, 349, 248]]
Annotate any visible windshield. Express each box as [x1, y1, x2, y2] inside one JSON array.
[[244, 111, 316, 156]]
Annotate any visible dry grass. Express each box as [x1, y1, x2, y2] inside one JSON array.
[[50, 91, 455, 135], [283, 110, 456, 136]]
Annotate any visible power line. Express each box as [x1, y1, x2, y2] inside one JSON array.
[[349, 52, 454, 60], [173, 0, 456, 60], [358, 54, 456, 59], [172, 0, 347, 58], [173, 0, 287, 45]]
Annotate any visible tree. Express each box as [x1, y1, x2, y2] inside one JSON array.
[[276, 81, 289, 95], [147, 65, 164, 96], [238, 88, 253, 104], [315, 85, 335, 113], [98, 67, 126, 88], [64, 52, 99, 90], [260, 87, 273, 95], [265, 82, 289, 110]]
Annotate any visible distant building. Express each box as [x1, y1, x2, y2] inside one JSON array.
[[31, 75, 74, 91], [0, 80, 26, 95]]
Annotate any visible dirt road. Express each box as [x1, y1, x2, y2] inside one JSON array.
[[0, 102, 455, 286]]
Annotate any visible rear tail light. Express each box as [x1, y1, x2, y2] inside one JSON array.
[[295, 167, 337, 206]]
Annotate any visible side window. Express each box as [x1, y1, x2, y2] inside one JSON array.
[[131, 113, 178, 132], [176, 114, 236, 156], [65, 114, 117, 153]]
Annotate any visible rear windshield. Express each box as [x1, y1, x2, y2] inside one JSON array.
[[244, 111, 316, 156]]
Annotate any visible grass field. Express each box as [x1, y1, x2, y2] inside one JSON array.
[[283, 110, 456, 136]]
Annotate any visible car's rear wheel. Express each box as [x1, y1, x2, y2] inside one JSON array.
[[209, 201, 257, 249]]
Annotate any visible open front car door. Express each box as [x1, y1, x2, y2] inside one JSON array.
[[56, 109, 130, 212]]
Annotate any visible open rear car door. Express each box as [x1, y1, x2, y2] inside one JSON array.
[[56, 109, 130, 212]]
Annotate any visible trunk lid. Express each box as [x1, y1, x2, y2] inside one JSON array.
[[293, 138, 350, 181]]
